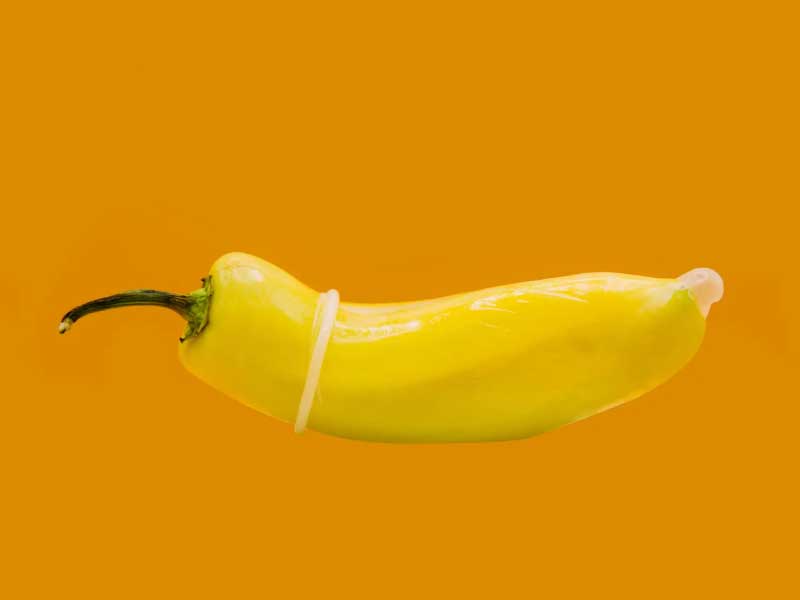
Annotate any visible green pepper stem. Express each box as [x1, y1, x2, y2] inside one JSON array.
[[59, 277, 212, 341]]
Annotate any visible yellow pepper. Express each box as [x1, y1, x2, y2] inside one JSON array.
[[59, 252, 723, 442]]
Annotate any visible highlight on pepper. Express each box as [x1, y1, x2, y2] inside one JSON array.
[[59, 252, 723, 443]]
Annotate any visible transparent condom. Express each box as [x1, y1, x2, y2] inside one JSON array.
[[293, 269, 722, 433], [294, 289, 340, 433]]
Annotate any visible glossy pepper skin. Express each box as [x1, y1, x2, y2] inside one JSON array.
[[61, 252, 721, 443], [183, 253, 713, 442]]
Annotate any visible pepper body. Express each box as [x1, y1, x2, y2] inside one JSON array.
[[178, 253, 708, 442]]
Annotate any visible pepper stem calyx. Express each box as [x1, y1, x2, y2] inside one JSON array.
[[58, 276, 213, 342]]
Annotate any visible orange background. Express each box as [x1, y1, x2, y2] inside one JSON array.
[[2, 2, 796, 598]]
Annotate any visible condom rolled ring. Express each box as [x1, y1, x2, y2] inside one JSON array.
[[294, 289, 340, 433]]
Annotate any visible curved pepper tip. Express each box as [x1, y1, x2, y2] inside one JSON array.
[[58, 318, 73, 334], [678, 268, 724, 318]]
